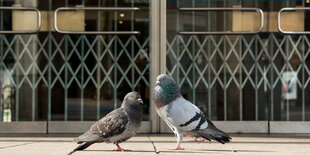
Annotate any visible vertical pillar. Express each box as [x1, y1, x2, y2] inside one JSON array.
[[150, 0, 166, 133]]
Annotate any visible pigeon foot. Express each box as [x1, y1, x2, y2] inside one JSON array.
[[114, 142, 131, 152], [113, 148, 131, 152], [168, 147, 184, 150], [168, 144, 184, 150]]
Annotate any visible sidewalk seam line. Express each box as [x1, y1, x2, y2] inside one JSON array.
[[0, 142, 34, 150], [147, 135, 160, 154]]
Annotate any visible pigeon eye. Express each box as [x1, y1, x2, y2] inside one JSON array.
[[162, 77, 166, 81], [132, 95, 135, 99]]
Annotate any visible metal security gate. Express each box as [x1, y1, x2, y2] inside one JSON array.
[[163, 0, 310, 133], [1, 0, 310, 134], [0, 0, 152, 133]]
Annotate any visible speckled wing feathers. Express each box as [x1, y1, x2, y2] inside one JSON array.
[[75, 108, 128, 143], [90, 108, 128, 138]]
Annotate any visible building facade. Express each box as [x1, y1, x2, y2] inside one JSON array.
[[0, 0, 310, 133]]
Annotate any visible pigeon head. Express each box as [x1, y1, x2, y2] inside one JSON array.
[[156, 74, 175, 87], [153, 74, 180, 107], [122, 92, 143, 124], [123, 92, 143, 107]]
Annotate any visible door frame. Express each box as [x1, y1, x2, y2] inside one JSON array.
[[150, 0, 166, 133]]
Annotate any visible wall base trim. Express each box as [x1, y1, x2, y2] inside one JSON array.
[[48, 121, 151, 134], [0, 122, 47, 133], [0, 121, 309, 134]]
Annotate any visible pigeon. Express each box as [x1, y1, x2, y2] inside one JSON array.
[[69, 92, 144, 154], [153, 74, 231, 150]]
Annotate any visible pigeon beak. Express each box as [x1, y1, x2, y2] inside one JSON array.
[[155, 81, 160, 86], [137, 98, 143, 104]]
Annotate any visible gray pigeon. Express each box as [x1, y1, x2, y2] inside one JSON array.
[[153, 74, 231, 150], [69, 92, 143, 154]]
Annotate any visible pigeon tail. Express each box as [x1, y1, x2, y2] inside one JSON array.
[[74, 130, 100, 144], [68, 141, 95, 155], [196, 127, 231, 144]]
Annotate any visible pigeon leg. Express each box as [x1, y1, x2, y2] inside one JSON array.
[[168, 131, 184, 150], [113, 142, 131, 151]]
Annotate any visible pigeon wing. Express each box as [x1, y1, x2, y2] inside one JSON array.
[[90, 108, 129, 138], [159, 97, 208, 132], [75, 108, 129, 143]]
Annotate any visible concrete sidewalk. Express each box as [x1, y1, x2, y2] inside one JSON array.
[[0, 134, 310, 155]]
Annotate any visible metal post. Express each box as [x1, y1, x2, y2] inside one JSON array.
[[47, 0, 52, 122], [223, 0, 227, 121], [96, 0, 101, 120], [114, 0, 118, 110], [0, 0, 3, 122], [192, 0, 196, 106], [131, 1, 135, 92], [64, 0, 68, 121], [239, 35, 242, 121], [302, 35, 305, 121], [207, 1, 211, 119], [81, 36, 84, 121]]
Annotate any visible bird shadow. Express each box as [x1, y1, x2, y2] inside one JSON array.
[[157, 151, 206, 154], [156, 149, 274, 154], [198, 149, 274, 153], [81, 149, 155, 153]]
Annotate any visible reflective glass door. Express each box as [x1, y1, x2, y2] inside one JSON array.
[[166, 0, 310, 132], [0, 0, 151, 133]]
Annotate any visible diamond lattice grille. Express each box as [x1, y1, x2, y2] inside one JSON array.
[[0, 34, 150, 121], [167, 34, 310, 121]]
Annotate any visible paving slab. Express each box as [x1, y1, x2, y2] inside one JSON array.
[[0, 134, 309, 155], [0, 135, 155, 155], [149, 134, 310, 155]]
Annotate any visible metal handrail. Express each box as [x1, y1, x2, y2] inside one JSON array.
[[0, 6, 41, 34], [278, 7, 310, 34], [54, 7, 141, 34], [178, 7, 264, 35]]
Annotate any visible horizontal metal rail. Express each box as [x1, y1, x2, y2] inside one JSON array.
[[178, 7, 264, 35], [278, 7, 310, 34], [54, 7, 141, 34], [0, 6, 41, 34]]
